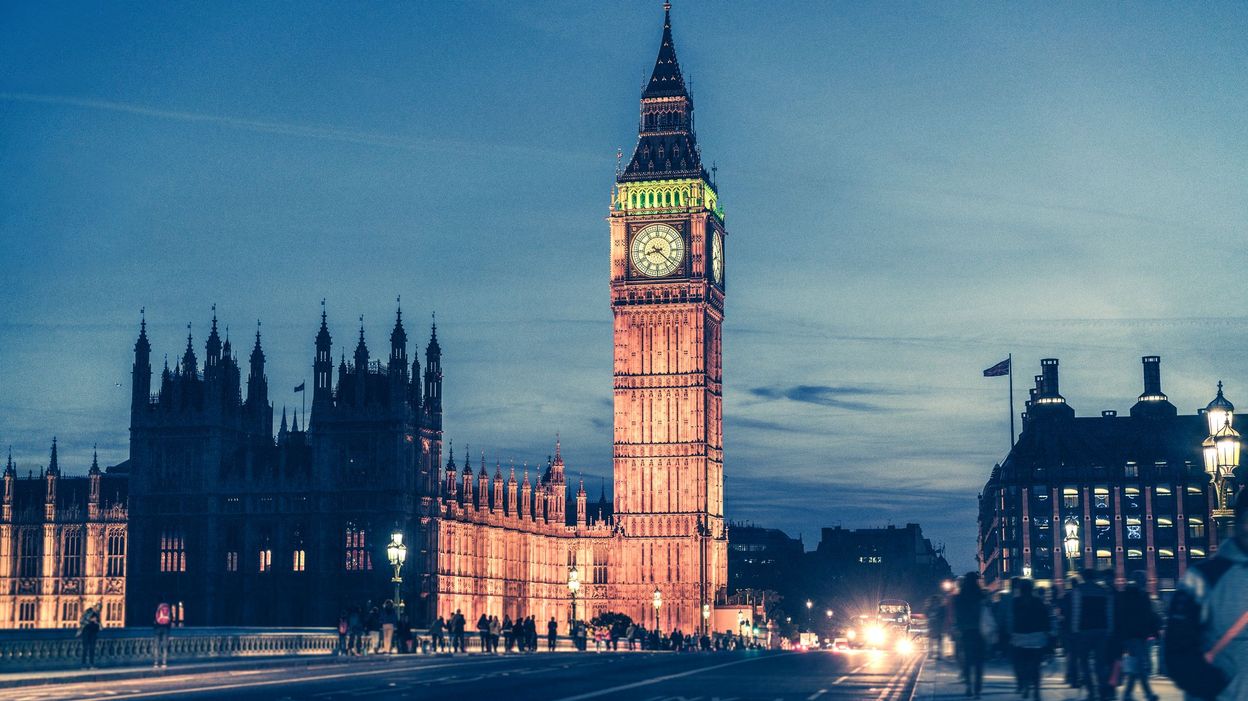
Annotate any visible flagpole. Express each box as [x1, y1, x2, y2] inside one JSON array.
[[1008, 353, 1015, 449]]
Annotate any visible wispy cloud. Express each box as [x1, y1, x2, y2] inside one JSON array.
[[748, 384, 897, 412]]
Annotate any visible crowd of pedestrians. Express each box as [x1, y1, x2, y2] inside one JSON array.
[[925, 488, 1248, 701]]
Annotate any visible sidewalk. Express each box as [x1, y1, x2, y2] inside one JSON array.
[[913, 655, 1183, 701]]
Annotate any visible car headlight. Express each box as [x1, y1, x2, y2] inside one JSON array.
[[847, 629, 857, 640], [866, 626, 885, 646], [895, 638, 914, 655]]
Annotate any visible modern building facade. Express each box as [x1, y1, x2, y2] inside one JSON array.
[[122, 5, 729, 631], [0, 442, 128, 629], [807, 523, 952, 610], [978, 356, 1228, 594], [726, 524, 804, 596]]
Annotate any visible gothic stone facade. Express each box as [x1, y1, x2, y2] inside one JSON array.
[[126, 6, 729, 630], [1, 443, 128, 629]]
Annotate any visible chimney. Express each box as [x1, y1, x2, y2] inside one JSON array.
[[1040, 359, 1060, 398], [1141, 356, 1162, 397]]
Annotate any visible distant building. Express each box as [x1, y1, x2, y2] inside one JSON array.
[[808, 523, 952, 610], [977, 356, 1221, 594], [727, 523, 803, 595], [0, 442, 128, 629]]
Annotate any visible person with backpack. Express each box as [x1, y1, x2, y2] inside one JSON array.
[[1115, 571, 1159, 701], [1166, 488, 1248, 701], [153, 600, 173, 668], [78, 604, 101, 668], [952, 572, 992, 699]]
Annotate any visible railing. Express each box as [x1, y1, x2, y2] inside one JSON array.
[[0, 627, 616, 672], [0, 627, 337, 672]]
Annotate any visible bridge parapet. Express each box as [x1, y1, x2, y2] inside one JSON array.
[[0, 627, 337, 672]]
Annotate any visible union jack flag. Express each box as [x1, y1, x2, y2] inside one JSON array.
[[983, 358, 1011, 377]]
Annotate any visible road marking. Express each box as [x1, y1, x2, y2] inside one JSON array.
[[550, 654, 778, 701], [807, 689, 828, 700]]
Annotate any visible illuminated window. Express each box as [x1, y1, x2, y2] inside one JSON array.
[[344, 523, 372, 571], [292, 549, 306, 572], [1158, 548, 1175, 559], [1094, 488, 1110, 509], [1126, 516, 1142, 526], [1124, 487, 1140, 496], [1189, 519, 1206, 539], [160, 530, 186, 572], [1095, 517, 1111, 527], [1124, 463, 1138, 478], [1127, 548, 1144, 559], [1157, 517, 1174, 527], [1190, 548, 1207, 558], [1095, 549, 1112, 569], [1156, 486, 1173, 496], [1187, 486, 1202, 495], [105, 601, 123, 624], [1063, 488, 1079, 509], [173, 601, 184, 626], [106, 531, 126, 577], [258, 548, 272, 572], [61, 529, 85, 578], [18, 528, 41, 577], [62, 601, 80, 627], [226, 551, 239, 572]]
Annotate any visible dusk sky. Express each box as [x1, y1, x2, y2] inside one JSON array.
[[2, 1, 1246, 571]]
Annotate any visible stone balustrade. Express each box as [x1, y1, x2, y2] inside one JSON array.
[[0, 627, 337, 671]]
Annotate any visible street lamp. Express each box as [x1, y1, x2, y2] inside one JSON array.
[[1062, 519, 1080, 577], [567, 566, 580, 627], [825, 609, 833, 619], [386, 530, 407, 614], [652, 587, 662, 636], [1206, 384, 1241, 539]]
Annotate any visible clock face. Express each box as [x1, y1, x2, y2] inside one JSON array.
[[630, 223, 684, 278], [711, 231, 724, 284]]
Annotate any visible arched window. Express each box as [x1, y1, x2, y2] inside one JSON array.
[[344, 522, 371, 571], [61, 529, 85, 578]]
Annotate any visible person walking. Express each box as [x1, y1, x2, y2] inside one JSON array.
[[925, 594, 946, 660], [78, 604, 101, 668], [547, 616, 559, 651], [335, 610, 349, 655], [431, 615, 446, 652], [396, 613, 413, 654], [502, 614, 514, 652], [625, 623, 636, 651], [365, 604, 381, 654], [1165, 488, 1248, 701], [1115, 571, 1159, 701], [1071, 569, 1114, 701], [526, 615, 538, 652], [348, 606, 363, 655], [153, 599, 173, 668], [1009, 578, 1051, 700], [952, 571, 992, 698], [488, 615, 501, 653], [380, 601, 398, 653], [477, 613, 490, 652]]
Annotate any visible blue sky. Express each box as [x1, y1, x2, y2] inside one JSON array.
[[2, 1, 1246, 571]]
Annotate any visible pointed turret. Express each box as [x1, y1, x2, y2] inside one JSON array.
[[492, 461, 504, 513], [354, 317, 370, 370], [576, 476, 588, 527], [390, 299, 408, 375], [313, 300, 334, 411], [521, 465, 532, 519], [461, 444, 475, 505], [182, 324, 198, 379], [205, 305, 222, 373], [89, 445, 101, 475], [47, 436, 60, 477], [291, 409, 300, 433], [132, 309, 152, 418], [477, 453, 489, 510], [246, 321, 270, 436], [88, 445, 102, 518], [507, 464, 518, 516], [279, 406, 288, 439], [4, 448, 13, 478], [44, 438, 58, 517], [445, 442, 458, 499], [621, 3, 703, 183], [549, 436, 567, 524], [2, 448, 13, 522], [423, 315, 443, 430]]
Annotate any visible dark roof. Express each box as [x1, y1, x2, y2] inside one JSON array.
[[643, 8, 686, 99]]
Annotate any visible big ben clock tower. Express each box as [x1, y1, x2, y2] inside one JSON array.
[[611, 3, 727, 633]]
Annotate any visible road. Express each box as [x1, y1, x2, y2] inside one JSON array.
[[0, 649, 922, 701]]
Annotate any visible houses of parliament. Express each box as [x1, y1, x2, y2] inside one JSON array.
[[1, 5, 730, 632]]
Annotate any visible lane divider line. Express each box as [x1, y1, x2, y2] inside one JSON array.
[[550, 653, 779, 701]]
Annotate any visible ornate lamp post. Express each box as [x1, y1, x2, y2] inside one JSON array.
[[652, 587, 662, 637], [386, 530, 407, 614], [1062, 518, 1080, 578], [567, 565, 581, 627], [1206, 384, 1241, 539]]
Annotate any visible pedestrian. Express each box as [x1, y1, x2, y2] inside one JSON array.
[[78, 604, 101, 668], [1071, 569, 1114, 701], [925, 594, 946, 660], [1009, 578, 1050, 700], [502, 614, 514, 652], [477, 613, 490, 652], [1115, 571, 1159, 701], [1165, 488, 1248, 701], [526, 615, 538, 652], [365, 604, 381, 654], [153, 599, 173, 668], [625, 623, 636, 650], [454, 609, 468, 652], [348, 606, 363, 655], [336, 609, 349, 655], [431, 615, 446, 652], [380, 600, 398, 653], [489, 615, 501, 653], [396, 613, 413, 654], [547, 616, 559, 651], [952, 571, 992, 698]]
